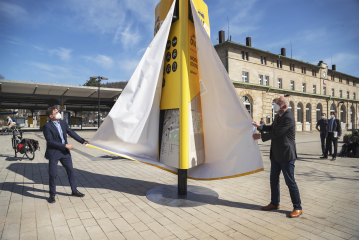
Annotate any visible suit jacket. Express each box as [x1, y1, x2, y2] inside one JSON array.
[[258, 110, 297, 162], [43, 120, 85, 161], [325, 118, 342, 138]]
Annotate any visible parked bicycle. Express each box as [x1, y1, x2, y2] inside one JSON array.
[[11, 128, 39, 160]]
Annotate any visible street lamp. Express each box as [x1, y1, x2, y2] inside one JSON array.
[[90, 76, 108, 128]]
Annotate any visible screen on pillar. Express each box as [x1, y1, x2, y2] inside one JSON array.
[[154, 0, 210, 169]]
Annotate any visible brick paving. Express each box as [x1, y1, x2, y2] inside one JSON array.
[[0, 130, 358, 240]]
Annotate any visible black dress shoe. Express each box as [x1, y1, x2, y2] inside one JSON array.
[[320, 156, 327, 159], [331, 157, 336, 161], [72, 191, 85, 197], [48, 195, 56, 203]]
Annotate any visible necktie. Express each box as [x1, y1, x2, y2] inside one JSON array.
[[329, 119, 333, 132]]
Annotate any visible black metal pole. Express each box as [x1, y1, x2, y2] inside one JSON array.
[[178, 169, 187, 195], [98, 77, 100, 129]]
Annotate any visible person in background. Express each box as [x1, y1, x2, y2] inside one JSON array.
[[316, 113, 332, 156], [7, 116, 15, 128], [320, 111, 341, 161], [260, 117, 266, 126], [252, 97, 302, 218], [43, 106, 89, 203]]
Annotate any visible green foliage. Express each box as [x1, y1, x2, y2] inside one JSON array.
[[83, 78, 100, 87]]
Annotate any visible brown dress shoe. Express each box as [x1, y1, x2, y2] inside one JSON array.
[[261, 204, 280, 211], [289, 210, 302, 218]]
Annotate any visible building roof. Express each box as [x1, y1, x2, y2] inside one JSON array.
[[214, 41, 324, 69], [0, 79, 123, 111], [328, 70, 359, 81]]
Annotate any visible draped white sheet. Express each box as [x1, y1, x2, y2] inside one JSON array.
[[88, 0, 263, 180]]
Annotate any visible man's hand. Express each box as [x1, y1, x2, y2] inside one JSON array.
[[252, 121, 261, 128], [319, 131, 322, 134], [253, 133, 261, 140], [66, 144, 74, 150], [337, 136, 340, 139], [84, 141, 89, 145]]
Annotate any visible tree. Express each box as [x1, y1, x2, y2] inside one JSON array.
[[0, 74, 4, 79], [83, 78, 100, 87]]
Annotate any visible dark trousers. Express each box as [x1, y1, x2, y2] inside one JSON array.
[[270, 159, 302, 210], [320, 133, 332, 155], [49, 152, 77, 196], [325, 132, 338, 157]]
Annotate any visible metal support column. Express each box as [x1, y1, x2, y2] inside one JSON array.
[[178, 169, 187, 195]]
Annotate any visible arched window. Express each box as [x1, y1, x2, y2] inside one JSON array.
[[316, 103, 322, 121], [242, 96, 251, 116], [340, 105, 346, 123], [297, 103, 303, 123], [306, 103, 311, 123], [288, 102, 293, 113], [330, 103, 336, 114], [272, 99, 277, 122]]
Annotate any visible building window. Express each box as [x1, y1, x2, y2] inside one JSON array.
[[330, 103, 336, 114], [264, 76, 269, 86], [290, 63, 295, 71], [316, 104, 322, 121], [340, 105, 346, 123], [260, 56, 266, 64], [297, 103, 303, 123], [258, 75, 263, 85], [312, 70, 316, 76], [288, 102, 293, 113], [332, 88, 334, 96], [242, 72, 248, 83], [346, 79, 349, 84], [301, 67, 306, 74], [242, 96, 251, 116], [290, 81, 294, 90], [347, 91, 349, 99], [339, 77, 342, 83], [306, 104, 311, 123], [339, 90, 342, 98], [331, 75, 335, 81], [354, 93, 356, 100], [242, 51, 245, 60], [277, 78, 282, 88], [277, 60, 282, 68], [302, 83, 306, 92], [313, 85, 316, 94], [323, 87, 326, 95], [246, 52, 249, 60]]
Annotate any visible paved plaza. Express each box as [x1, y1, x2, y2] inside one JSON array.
[[0, 130, 358, 240]]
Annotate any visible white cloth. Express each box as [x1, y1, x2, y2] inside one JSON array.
[[88, 0, 263, 180]]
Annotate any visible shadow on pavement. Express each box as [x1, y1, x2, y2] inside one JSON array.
[[4, 162, 292, 216]]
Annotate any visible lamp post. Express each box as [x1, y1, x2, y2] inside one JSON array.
[[91, 76, 108, 128]]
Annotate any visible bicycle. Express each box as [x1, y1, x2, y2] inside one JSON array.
[[11, 128, 35, 160]]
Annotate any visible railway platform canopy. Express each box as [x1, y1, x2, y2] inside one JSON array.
[[0, 79, 122, 112]]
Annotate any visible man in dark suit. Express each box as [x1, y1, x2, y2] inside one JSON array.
[[43, 106, 89, 203], [320, 111, 341, 161], [253, 97, 302, 218]]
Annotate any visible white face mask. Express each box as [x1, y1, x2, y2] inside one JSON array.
[[273, 103, 281, 112], [54, 113, 62, 120], [321, 116, 325, 119], [330, 115, 334, 119]]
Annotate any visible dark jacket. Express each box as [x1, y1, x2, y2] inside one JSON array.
[[325, 118, 342, 138], [43, 120, 85, 161], [259, 110, 297, 162]]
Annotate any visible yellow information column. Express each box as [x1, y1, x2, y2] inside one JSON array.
[[155, 0, 210, 195]]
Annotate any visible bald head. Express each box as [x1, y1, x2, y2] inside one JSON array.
[[276, 97, 289, 114]]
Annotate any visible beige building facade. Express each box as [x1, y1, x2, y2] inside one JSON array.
[[214, 34, 359, 132]]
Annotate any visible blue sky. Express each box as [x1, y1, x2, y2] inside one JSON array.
[[1, 0, 358, 85]]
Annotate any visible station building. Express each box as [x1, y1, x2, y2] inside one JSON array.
[[214, 31, 359, 132]]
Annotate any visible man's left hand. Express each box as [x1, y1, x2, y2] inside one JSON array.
[[84, 141, 89, 144]]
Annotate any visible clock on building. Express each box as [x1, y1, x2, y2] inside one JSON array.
[[323, 71, 326, 78]]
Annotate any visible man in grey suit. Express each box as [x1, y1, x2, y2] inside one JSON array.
[[253, 97, 302, 218], [320, 111, 341, 161]]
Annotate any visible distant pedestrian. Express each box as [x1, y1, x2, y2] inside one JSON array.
[[316, 113, 332, 156], [260, 117, 266, 125], [7, 116, 15, 128], [320, 111, 341, 161]]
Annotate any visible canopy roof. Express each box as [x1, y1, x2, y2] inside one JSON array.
[[0, 80, 123, 111]]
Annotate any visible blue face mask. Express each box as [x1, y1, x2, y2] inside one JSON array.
[[321, 116, 325, 119]]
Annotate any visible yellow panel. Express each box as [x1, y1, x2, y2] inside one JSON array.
[[27, 117, 33, 125], [192, 0, 210, 38]]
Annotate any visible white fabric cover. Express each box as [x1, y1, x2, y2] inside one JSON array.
[[88, 0, 263, 180]]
